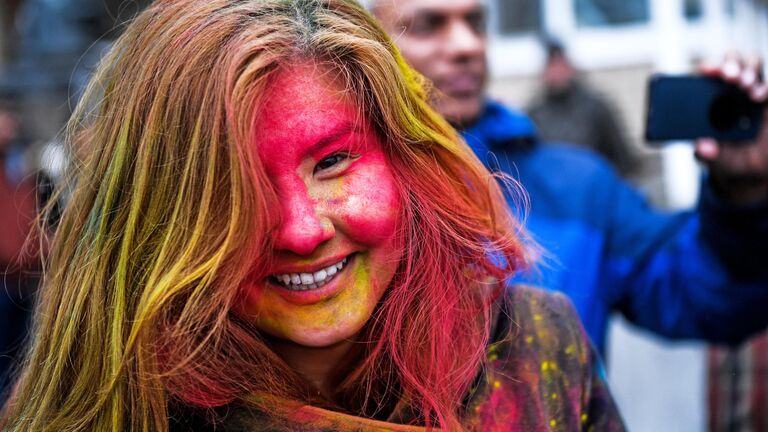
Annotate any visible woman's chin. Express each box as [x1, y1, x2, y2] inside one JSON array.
[[282, 326, 363, 348]]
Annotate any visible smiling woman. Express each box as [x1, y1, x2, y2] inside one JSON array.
[[243, 62, 402, 354], [0, 0, 623, 431]]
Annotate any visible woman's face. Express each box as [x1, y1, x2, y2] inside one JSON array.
[[240, 62, 402, 348]]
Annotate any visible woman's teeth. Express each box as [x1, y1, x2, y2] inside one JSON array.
[[272, 257, 349, 291]]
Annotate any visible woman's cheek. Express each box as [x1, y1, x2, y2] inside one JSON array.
[[340, 163, 400, 244]]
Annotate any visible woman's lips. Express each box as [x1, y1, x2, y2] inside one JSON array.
[[266, 254, 356, 305], [269, 256, 349, 291]]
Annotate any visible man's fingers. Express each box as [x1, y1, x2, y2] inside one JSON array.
[[722, 57, 742, 81], [719, 51, 745, 82], [741, 65, 758, 87], [699, 60, 721, 76], [738, 55, 764, 94], [751, 83, 768, 102], [695, 138, 720, 161]]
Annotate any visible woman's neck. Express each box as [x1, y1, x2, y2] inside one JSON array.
[[269, 338, 359, 400]]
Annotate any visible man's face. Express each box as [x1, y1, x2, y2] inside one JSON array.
[[374, 0, 487, 126], [543, 54, 576, 95]]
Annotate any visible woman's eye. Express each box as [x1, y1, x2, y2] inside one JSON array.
[[314, 152, 352, 174]]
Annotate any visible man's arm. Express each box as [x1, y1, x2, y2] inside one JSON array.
[[598, 56, 768, 344], [602, 171, 768, 344]]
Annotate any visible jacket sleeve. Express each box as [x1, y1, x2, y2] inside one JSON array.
[[600, 166, 768, 344]]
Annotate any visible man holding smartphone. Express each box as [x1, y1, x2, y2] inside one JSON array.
[[367, 0, 768, 355]]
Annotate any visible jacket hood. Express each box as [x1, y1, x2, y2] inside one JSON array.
[[461, 100, 538, 155]]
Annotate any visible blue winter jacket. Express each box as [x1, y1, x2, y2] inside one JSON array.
[[463, 100, 768, 355]]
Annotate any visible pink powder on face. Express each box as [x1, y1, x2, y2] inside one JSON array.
[[241, 61, 403, 348]]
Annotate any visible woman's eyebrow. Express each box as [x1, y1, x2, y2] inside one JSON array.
[[305, 121, 360, 157]]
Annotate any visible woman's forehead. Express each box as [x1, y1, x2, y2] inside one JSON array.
[[253, 62, 369, 159], [261, 61, 353, 114]]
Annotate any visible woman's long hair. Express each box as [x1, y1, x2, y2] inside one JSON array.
[[2, 0, 530, 430]]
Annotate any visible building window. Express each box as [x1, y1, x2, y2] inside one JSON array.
[[497, 0, 542, 35], [574, 0, 650, 27], [684, 0, 704, 20]]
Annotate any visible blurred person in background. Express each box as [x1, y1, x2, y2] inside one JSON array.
[[708, 333, 768, 432], [369, 0, 768, 357], [3, 0, 152, 128], [0, 0, 151, 403], [0, 99, 39, 402], [527, 39, 641, 177]]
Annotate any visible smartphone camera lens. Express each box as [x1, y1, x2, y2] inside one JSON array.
[[709, 87, 755, 132]]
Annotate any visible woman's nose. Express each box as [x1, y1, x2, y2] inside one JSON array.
[[272, 182, 334, 255]]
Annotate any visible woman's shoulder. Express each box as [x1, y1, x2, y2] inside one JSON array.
[[505, 283, 578, 318], [460, 284, 625, 430], [493, 284, 587, 350], [485, 284, 594, 379]]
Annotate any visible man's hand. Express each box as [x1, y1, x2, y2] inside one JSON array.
[[695, 55, 768, 205]]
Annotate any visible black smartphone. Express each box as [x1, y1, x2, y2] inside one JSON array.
[[645, 75, 764, 143]]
